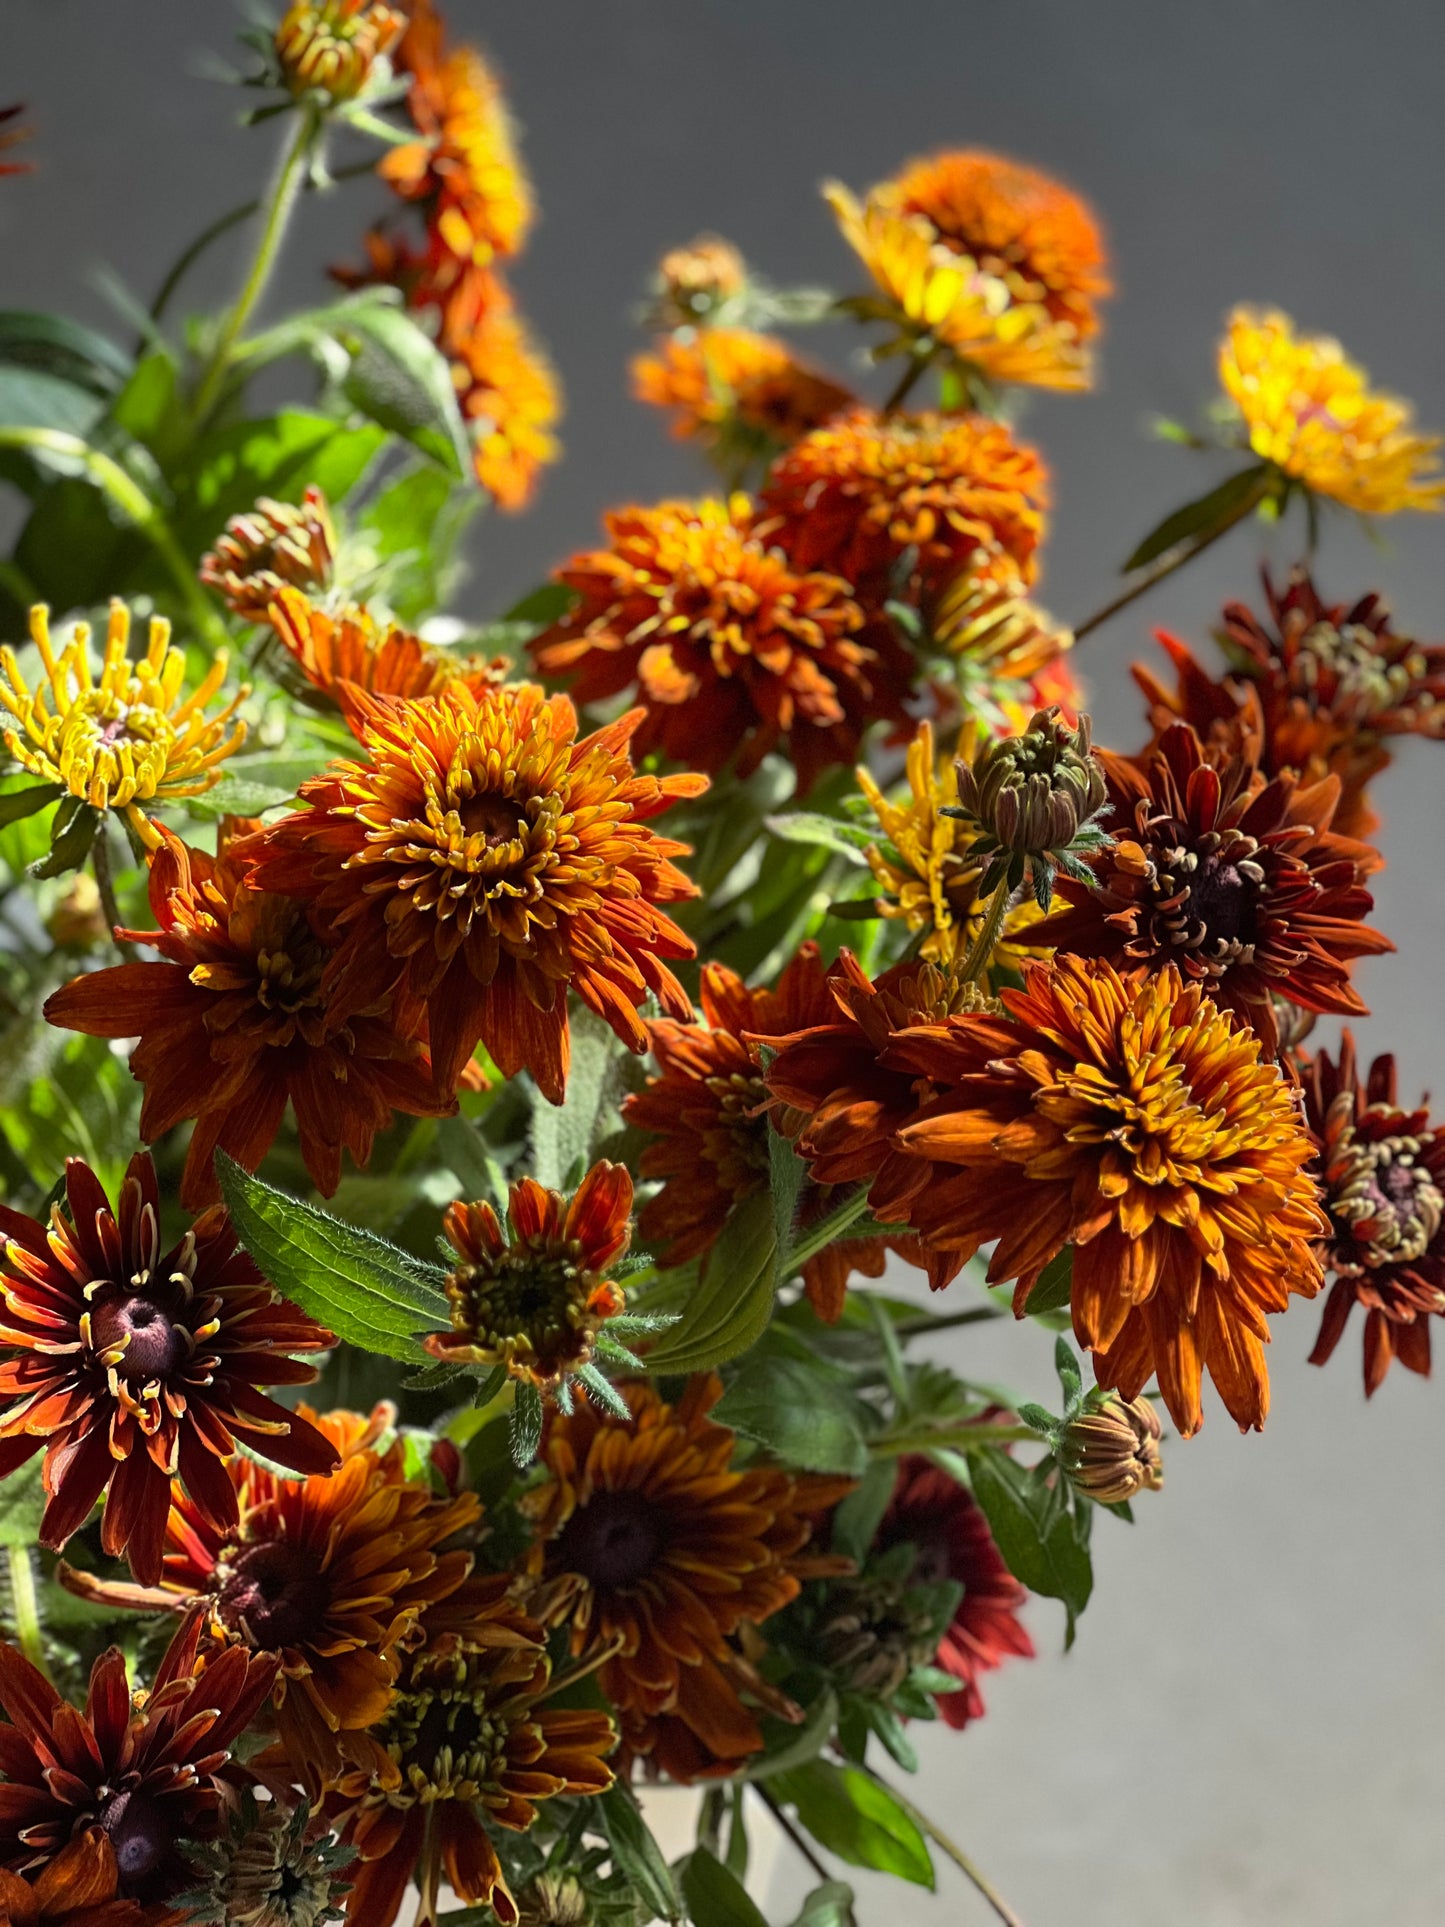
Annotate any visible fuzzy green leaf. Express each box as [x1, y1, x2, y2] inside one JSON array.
[[595, 1787, 681, 1922], [788, 1881, 858, 1927], [642, 1190, 777, 1375], [529, 1006, 615, 1191], [509, 1381, 543, 1467], [0, 1456, 46, 1548], [712, 1354, 867, 1475], [764, 811, 875, 864]]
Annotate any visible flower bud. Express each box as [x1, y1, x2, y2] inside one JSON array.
[[200, 486, 337, 622], [651, 234, 748, 328], [46, 872, 108, 951], [815, 1570, 941, 1700], [274, 0, 407, 104], [954, 706, 1106, 861], [517, 1874, 591, 1927], [1058, 1394, 1163, 1505]]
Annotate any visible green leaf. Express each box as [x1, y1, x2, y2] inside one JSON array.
[[681, 1847, 768, 1927], [0, 1032, 142, 1203], [830, 1458, 897, 1565], [768, 1124, 806, 1257], [771, 1761, 933, 1888], [742, 1688, 838, 1782], [596, 1786, 681, 1923], [1122, 463, 1271, 571], [0, 367, 106, 441], [0, 311, 132, 394], [509, 1381, 543, 1467], [1024, 1246, 1073, 1316], [176, 409, 385, 559], [0, 1456, 45, 1548], [865, 1701, 918, 1773], [361, 460, 477, 623], [29, 796, 99, 878], [109, 351, 185, 468], [575, 1363, 631, 1420], [712, 1354, 867, 1475], [0, 782, 60, 828], [215, 1153, 449, 1362], [436, 1115, 508, 1214], [764, 811, 874, 864], [966, 1447, 1093, 1637], [331, 301, 471, 475], [529, 1006, 615, 1191], [504, 581, 577, 626], [788, 1881, 858, 1927], [1054, 1334, 1084, 1412], [182, 775, 299, 821], [642, 1190, 777, 1376]]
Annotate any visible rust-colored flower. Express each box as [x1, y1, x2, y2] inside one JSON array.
[[1302, 1033, 1445, 1396], [0, 1828, 143, 1927], [88, 1401, 481, 1794], [649, 235, 747, 329], [324, 1577, 615, 1927], [530, 497, 913, 791], [199, 487, 337, 622], [0, 1152, 336, 1584], [623, 943, 897, 1322], [761, 407, 1046, 598], [524, 1376, 850, 1781], [876, 1456, 1033, 1727], [274, 0, 406, 103], [450, 290, 563, 511], [1136, 567, 1445, 840], [239, 681, 703, 1100], [1038, 720, 1392, 1050], [1218, 307, 1444, 515], [764, 949, 987, 1291], [44, 820, 453, 1208], [425, 1163, 631, 1386], [885, 955, 1327, 1434], [632, 329, 853, 454], [265, 588, 507, 708], [0, 1615, 275, 1904]]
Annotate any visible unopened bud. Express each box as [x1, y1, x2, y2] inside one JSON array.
[[953, 707, 1106, 861], [46, 872, 108, 951], [1058, 1394, 1163, 1505], [815, 1571, 940, 1700], [274, 0, 407, 103], [652, 234, 747, 328], [517, 1874, 590, 1927], [200, 486, 338, 622]]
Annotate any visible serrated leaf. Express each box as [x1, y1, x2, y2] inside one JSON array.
[[509, 1381, 543, 1466], [1122, 463, 1271, 572], [966, 1446, 1093, 1637], [642, 1191, 777, 1375], [529, 1006, 615, 1191], [713, 1354, 867, 1475], [215, 1153, 448, 1362], [771, 1761, 933, 1888], [596, 1786, 681, 1922], [1025, 1246, 1073, 1316], [681, 1846, 768, 1927], [575, 1363, 631, 1419]]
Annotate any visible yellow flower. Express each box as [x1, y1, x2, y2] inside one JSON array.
[[855, 719, 1042, 966], [928, 563, 1074, 688], [274, 0, 406, 103], [826, 183, 1091, 391], [0, 601, 247, 850], [1218, 307, 1445, 515]]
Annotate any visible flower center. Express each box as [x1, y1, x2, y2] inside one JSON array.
[[554, 1487, 664, 1591], [87, 1291, 187, 1380], [1294, 619, 1414, 718], [379, 1653, 517, 1803], [446, 1242, 592, 1379], [97, 1788, 170, 1888], [702, 1070, 773, 1186], [1149, 839, 1263, 967], [215, 1540, 330, 1652], [1328, 1129, 1444, 1269]]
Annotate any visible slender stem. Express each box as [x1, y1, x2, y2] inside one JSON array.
[[7, 1547, 48, 1681], [410, 1808, 441, 1927], [863, 1765, 1025, 1927], [149, 199, 260, 324], [957, 875, 1011, 983], [91, 826, 138, 963], [1072, 478, 1269, 644], [754, 1784, 831, 1886], [894, 1303, 1003, 1338], [882, 342, 938, 414], [869, 1421, 1042, 1458], [191, 104, 320, 426], [781, 1186, 873, 1277]]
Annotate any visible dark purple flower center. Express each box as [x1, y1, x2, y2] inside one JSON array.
[[555, 1487, 664, 1591], [1330, 1130, 1444, 1269], [89, 1293, 186, 1380], [97, 1788, 169, 1887], [216, 1539, 329, 1652]]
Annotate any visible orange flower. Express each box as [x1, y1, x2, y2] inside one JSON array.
[[1038, 720, 1392, 1051], [0, 1829, 143, 1927], [623, 944, 899, 1321], [632, 329, 853, 451], [239, 681, 703, 1100], [531, 496, 914, 791], [1136, 567, 1445, 840], [274, 0, 406, 103], [451, 291, 563, 511], [760, 407, 1047, 600], [884, 956, 1327, 1434], [324, 1577, 615, 1927], [199, 486, 336, 622], [426, 1163, 631, 1386], [265, 587, 508, 707], [650, 234, 748, 328], [524, 1376, 850, 1780], [45, 819, 452, 1208]]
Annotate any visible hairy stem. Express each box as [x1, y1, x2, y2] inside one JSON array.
[[863, 1764, 1025, 1927], [7, 1547, 48, 1681], [781, 1185, 873, 1276], [957, 874, 1011, 983]]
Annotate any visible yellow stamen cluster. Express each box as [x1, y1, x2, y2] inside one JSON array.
[[1218, 307, 1445, 516], [0, 601, 248, 851]]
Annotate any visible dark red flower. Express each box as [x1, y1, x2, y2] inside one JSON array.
[[0, 1153, 336, 1584]]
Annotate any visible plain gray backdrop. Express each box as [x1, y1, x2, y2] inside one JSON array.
[[6, 4, 1445, 1921]]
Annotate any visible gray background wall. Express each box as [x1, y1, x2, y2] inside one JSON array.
[[6, 4, 1445, 1921]]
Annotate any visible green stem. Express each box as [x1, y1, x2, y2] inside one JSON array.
[[869, 1421, 1042, 1458], [7, 1546, 48, 1681], [0, 428, 230, 653], [882, 341, 938, 414], [1072, 475, 1269, 643], [781, 1186, 873, 1277], [190, 104, 320, 426], [957, 875, 1011, 983], [862, 1765, 1025, 1927], [754, 1783, 831, 1885], [894, 1303, 1004, 1338], [91, 827, 138, 963], [149, 199, 260, 324]]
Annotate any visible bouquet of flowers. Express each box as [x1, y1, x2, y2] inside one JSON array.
[[0, 5, 1440, 1924]]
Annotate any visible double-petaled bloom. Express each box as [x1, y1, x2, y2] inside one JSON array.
[[884, 956, 1327, 1434], [632, 329, 854, 459], [1136, 567, 1445, 840], [323, 1577, 616, 1927], [623, 943, 900, 1321], [239, 681, 702, 1102], [1301, 1034, 1445, 1396], [530, 496, 914, 791], [760, 407, 1047, 600], [45, 819, 453, 1208], [875, 1456, 1034, 1727], [0, 1153, 336, 1584], [0, 603, 247, 853], [425, 1163, 631, 1387], [827, 148, 1109, 390], [1218, 307, 1444, 516], [0, 1615, 275, 1905], [1039, 720, 1391, 1050], [448, 286, 563, 511], [524, 1375, 851, 1781], [264, 588, 507, 709]]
